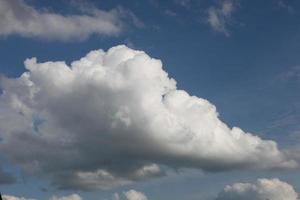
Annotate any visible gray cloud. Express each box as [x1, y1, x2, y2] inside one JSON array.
[[207, 0, 238, 36], [216, 178, 298, 200], [0, 45, 297, 190], [0, 166, 15, 185], [0, 0, 136, 41]]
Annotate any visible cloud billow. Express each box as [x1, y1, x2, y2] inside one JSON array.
[[0, 45, 297, 190]]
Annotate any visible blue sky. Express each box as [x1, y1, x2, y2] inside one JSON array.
[[0, 0, 300, 200]]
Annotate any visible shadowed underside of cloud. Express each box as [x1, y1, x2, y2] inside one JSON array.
[[0, 0, 133, 40], [0, 45, 297, 190], [216, 178, 299, 200]]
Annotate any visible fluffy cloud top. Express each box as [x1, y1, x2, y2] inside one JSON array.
[[216, 178, 298, 200], [0, 45, 296, 190], [0, 0, 127, 40], [207, 0, 237, 36]]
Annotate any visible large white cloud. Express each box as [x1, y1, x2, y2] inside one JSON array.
[[0, 0, 137, 40], [216, 178, 299, 200], [0, 45, 297, 190]]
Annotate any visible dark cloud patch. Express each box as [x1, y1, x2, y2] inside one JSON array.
[[0, 167, 15, 185]]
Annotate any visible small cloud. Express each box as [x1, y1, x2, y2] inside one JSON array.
[[207, 0, 238, 36], [277, 0, 295, 14], [174, 0, 192, 9], [123, 190, 148, 200], [113, 190, 148, 200], [164, 9, 177, 17], [277, 66, 300, 81], [49, 194, 82, 200], [123, 38, 135, 48], [2, 195, 36, 200], [216, 178, 298, 200], [0, 0, 142, 41]]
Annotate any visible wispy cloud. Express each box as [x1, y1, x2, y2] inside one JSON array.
[[277, 66, 300, 81], [207, 0, 238, 36], [277, 0, 295, 14], [0, 0, 141, 41], [174, 0, 192, 8], [3, 193, 82, 200], [3, 190, 148, 200]]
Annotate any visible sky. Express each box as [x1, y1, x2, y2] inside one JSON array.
[[0, 0, 300, 200]]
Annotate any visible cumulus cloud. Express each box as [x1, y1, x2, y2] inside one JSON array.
[[0, 0, 136, 40], [216, 178, 298, 200], [0, 45, 297, 190], [0, 167, 15, 185], [207, 0, 238, 36]]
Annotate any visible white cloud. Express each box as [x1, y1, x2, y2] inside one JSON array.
[[112, 190, 148, 200], [0, 45, 297, 190], [2, 195, 36, 200], [0, 0, 132, 40], [216, 178, 298, 200], [123, 190, 148, 200], [3, 194, 81, 200], [3, 191, 146, 200], [207, 0, 237, 36], [49, 194, 82, 200]]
